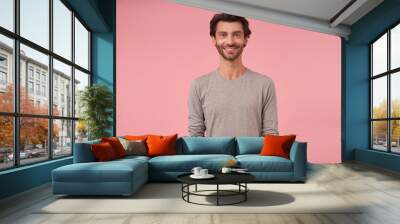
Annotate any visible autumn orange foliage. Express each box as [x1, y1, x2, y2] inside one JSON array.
[[0, 85, 59, 149]]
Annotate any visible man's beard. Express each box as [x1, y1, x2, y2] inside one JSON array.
[[215, 43, 245, 61]]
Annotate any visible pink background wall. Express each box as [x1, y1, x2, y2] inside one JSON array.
[[116, 0, 341, 163]]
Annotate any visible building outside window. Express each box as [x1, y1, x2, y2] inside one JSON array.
[[28, 81, 34, 94], [41, 73, 46, 83], [28, 66, 34, 80], [0, 54, 7, 67], [35, 83, 40, 95], [0, 71, 6, 84], [41, 85, 46, 97], [0, 54, 8, 90], [35, 70, 40, 81]]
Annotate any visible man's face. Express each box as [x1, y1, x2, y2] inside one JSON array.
[[212, 21, 248, 61]]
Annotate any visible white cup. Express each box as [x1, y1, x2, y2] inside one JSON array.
[[200, 169, 208, 176], [191, 167, 202, 176], [221, 167, 232, 174]]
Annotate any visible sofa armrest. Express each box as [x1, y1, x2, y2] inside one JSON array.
[[289, 141, 307, 181], [73, 140, 100, 163]]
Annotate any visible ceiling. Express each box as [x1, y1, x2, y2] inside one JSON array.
[[171, 0, 384, 38]]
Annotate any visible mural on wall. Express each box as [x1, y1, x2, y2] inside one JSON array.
[[116, 0, 341, 163]]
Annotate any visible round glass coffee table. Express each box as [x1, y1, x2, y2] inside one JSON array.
[[177, 172, 255, 206]]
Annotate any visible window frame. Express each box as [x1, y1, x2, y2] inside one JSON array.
[[370, 20, 400, 154], [0, 0, 92, 171]]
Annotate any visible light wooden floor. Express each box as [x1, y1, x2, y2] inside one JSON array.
[[1, 162, 400, 224]]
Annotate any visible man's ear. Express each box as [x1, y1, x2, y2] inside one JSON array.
[[243, 37, 248, 47]]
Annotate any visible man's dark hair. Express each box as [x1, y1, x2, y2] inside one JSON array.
[[210, 13, 251, 38]]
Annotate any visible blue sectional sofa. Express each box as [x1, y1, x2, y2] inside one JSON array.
[[52, 137, 307, 196]]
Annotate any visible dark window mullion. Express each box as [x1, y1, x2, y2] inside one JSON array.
[[370, 45, 373, 149], [13, 0, 20, 167], [49, 0, 53, 160], [88, 31, 91, 74], [388, 30, 391, 152], [71, 10, 76, 155]]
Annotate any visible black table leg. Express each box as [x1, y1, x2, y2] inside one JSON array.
[[217, 184, 219, 206], [187, 184, 190, 202], [181, 183, 183, 199], [195, 184, 197, 192], [245, 183, 247, 201]]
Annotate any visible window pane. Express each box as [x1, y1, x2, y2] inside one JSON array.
[[391, 24, 400, 70], [53, 119, 72, 157], [53, 0, 72, 60], [75, 120, 88, 143], [392, 72, 400, 118], [372, 121, 388, 151], [0, 116, 13, 170], [20, 117, 49, 165], [74, 69, 89, 118], [372, 33, 387, 76], [20, 0, 49, 49], [391, 120, 400, 153], [0, 0, 14, 31], [74, 17, 89, 70], [0, 34, 14, 112], [372, 77, 387, 119], [20, 44, 49, 115], [53, 59, 72, 117]]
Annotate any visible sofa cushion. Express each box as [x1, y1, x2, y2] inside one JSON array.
[[148, 154, 235, 172], [236, 155, 293, 172], [260, 135, 296, 159], [115, 155, 150, 163], [178, 137, 235, 155], [124, 135, 148, 141], [91, 142, 118, 161], [147, 134, 178, 157], [53, 159, 147, 183], [236, 137, 263, 155], [101, 137, 127, 158], [119, 138, 147, 156]]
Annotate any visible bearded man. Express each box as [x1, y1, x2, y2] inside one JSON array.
[[188, 13, 279, 137]]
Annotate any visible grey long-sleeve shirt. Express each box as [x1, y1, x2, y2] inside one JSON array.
[[188, 69, 279, 137]]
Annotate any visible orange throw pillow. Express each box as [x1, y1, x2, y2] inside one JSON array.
[[124, 135, 148, 141], [146, 134, 178, 157], [91, 142, 117, 161], [101, 137, 127, 158], [260, 135, 296, 159]]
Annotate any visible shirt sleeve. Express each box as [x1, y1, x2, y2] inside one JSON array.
[[262, 80, 279, 136], [188, 80, 206, 137]]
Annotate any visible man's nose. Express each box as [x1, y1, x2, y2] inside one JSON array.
[[226, 35, 234, 45]]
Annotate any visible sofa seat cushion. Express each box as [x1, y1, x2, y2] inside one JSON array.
[[236, 155, 293, 172], [149, 154, 235, 172], [117, 155, 150, 162], [52, 159, 147, 183]]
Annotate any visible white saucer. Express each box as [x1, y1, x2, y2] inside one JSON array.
[[190, 174, 215, 179]]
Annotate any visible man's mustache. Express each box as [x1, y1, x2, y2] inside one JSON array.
[[224, 44, 239, 48]]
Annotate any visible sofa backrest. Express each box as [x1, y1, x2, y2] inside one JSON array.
[[177, 137, 236, 155], [235, 137, 264, 155]]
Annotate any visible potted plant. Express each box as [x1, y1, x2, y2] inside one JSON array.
[[79, 84, 113, 140]]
